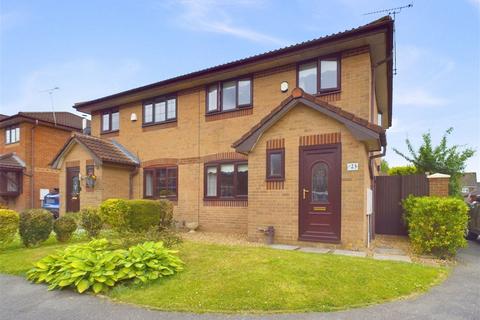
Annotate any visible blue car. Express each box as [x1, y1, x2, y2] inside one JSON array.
[[42, 192, 60, 219]]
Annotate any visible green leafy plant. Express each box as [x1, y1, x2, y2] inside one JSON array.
[[388, 165, 418, 176], [0, 209, 19, 247], [80, 207, 103, 238], [393, 127, 475, 195], [19, 209, 53, 247], [27, 239, 183, 294], [403, 196, 469, 258], [99, 199, 173, 233], [113, 227, 182, 249], [53, 215, 77, 242]]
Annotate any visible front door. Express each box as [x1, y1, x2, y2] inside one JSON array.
[[66, 167, 80, 212], [299, 144, 341, 242]]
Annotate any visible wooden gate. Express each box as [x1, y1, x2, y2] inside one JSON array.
[[375, 174, 429, 235]]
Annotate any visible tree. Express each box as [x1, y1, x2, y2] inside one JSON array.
[[380, 159, 389, 174], [393, 128, 475, 195]]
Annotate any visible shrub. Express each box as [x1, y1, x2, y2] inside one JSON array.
[[114, 227, 182, 249], [19, 209, 53, 247], [0, 209, 19, 247], [53, 215, 77, 242], [27, 239, 183, 294], [388, 166, 419, 176], [80, 207, 103, 238], [99, 199, 173, 233], [403, 196, 469, 258]]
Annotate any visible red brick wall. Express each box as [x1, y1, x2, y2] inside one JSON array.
[[428, 177, 449, 197]]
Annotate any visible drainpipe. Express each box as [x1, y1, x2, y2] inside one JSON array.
[[30, 120, 38, 208], [129, 166, 139, 199]]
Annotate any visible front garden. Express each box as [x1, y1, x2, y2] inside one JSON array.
[[0, 195, 470, 313]]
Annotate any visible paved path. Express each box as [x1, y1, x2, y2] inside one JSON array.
[[1, 240, 479, 320]]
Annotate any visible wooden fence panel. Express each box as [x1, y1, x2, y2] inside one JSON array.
[[375, 174, 429, 235]]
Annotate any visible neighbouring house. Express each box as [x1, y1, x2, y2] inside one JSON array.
[[51, 16, 393, 248], [461, 172, 478, 197], [0, 112, 89, 211]]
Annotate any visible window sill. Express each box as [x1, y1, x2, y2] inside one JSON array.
[[266, 177, 285, 182], [206, 106, 252, 116], [314, 89, 341, 97], [5, 142, 20, 146], [0, 192, 21, 197], [142, 119, 177, 128], [205, 107, 253, 122], [100, 130, 119, 137]]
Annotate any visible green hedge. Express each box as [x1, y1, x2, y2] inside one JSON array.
[[388, 166, 419, 176], [0, 209, 19, 247], [19, 209, 53, 247], [99, 199, 173, 233], [53, 215, 77, 242], [403, 196, 468, 257]]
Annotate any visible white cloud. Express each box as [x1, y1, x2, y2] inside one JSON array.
[[468, 0, 480, 7], [1, 58, 143, 115], [395, 88, 449, 107], [173, 0, 286, 45]]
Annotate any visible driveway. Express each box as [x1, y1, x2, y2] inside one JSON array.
[[1, 241, 479, 320]]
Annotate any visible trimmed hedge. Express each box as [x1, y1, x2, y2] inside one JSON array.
[[403, 196, 468, 258], [99, 199, 173, 233], [0, 209, 19, 247], [19, 209, 53, 247], [53, 215, 77, 242], [388, 166, 419, 176], [80, 207, 103, 238]]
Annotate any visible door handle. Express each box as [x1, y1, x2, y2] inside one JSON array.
[[303, 188, 309, 200]]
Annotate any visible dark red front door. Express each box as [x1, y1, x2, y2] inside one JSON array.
[[66, 167, 80, 212], [299, 144, 341, 243]]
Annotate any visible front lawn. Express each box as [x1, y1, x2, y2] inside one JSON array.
[[0, 239, 447, 313]]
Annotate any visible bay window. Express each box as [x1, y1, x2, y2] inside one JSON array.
[[143, 96, 177, 126], [204, 161, 248, 199], [143, 167, 177, 199], [0, 170, 22, 196], [206, 78, 252, 113], [298, 56, 340, 94]]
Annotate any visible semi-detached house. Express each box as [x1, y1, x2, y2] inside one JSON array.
[[51, 16, 394, 248]]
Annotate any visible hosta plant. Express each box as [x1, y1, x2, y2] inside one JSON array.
[[26, 239, 183, 294]]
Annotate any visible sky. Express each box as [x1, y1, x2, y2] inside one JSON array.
[[0, 0, 479, 173]]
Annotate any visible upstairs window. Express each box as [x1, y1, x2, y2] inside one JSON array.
[[206, 78, 252, 113], [101, 109, 119, 133], [204, 161, 248, 199], [143, 96, 177, 125], [143, 166, 177, 199], [5, 125, 20, 144], [298, 56, 340, 94]]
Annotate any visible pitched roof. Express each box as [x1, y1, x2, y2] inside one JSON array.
[[74, 16, 393, 121], [0, 112, 89, 131], [461, 172, 478, 187], [0, 153, 26, 169], [232, 88, 386, 154], [0, 114, 8, 120], [50, 134, 139, 168]]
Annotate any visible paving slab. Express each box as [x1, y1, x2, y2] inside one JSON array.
[[373, 253, 412, 263], [374, 247, 405, 255], [298, 247, 331, 254], [332, 249, 367, 257], [269, 244, 300, 251]]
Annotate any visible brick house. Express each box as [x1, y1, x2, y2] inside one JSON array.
[[0, 112, 88, 211], [51, 17, 394, 248]]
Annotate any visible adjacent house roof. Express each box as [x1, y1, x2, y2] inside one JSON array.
[[0, 112, 89, 131], [232, 88, 386, 154], [50, 134, 139, 168], [73, 16, 393, 126], [0, 153, 26, 170], [461, 172, 478, 187], [0, 114, 8, 120]]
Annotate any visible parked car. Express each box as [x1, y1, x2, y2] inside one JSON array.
[[42, 191, 60, 219], [466, 193, 480, 240]]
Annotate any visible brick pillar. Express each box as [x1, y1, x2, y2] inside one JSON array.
[[427, 173, 450, 197]]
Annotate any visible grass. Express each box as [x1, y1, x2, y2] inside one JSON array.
[[0, 237, 448, 313]]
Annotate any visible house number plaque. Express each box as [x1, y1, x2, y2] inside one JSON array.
[[347, 163, 359, 171]]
